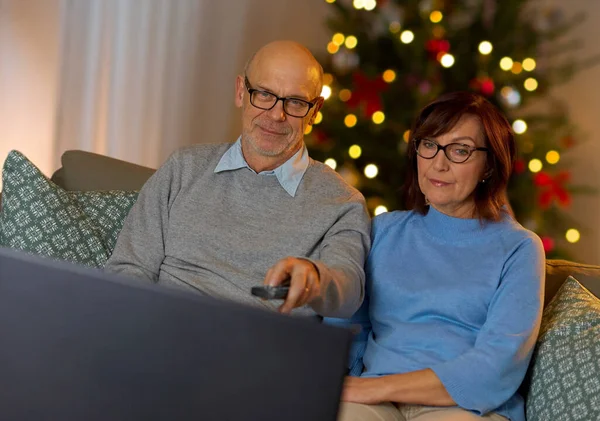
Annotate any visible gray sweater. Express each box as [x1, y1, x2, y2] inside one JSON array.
[[105, 143, 370, 318]]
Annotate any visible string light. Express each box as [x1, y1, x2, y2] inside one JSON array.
[[364, 164, 379, 178], [478, 41, 493, 55], [327, 42, 339, 54], [430, 11, 443, 23], [523, 58, 537, 72], [512, 119, 527, 134], [321, 85, 332, 99], [566, 229, 581, 243], [403, 130, 411, 143], [349, 145, 362, 159], [511, 62, 523, 74], [344, 114, 358, 128], [440, 53, 455, 68], [345, 36, 358, 49], [339, 89, 352, 102], [332, 33, 345, 46], [400, 30, 414, 44], [500, 57, 513, 71], [389, 22, 401, 33], [500, 86, 521, 107], [383, 69, 397, 83], [363, 0, 376, 11], [304, 125, 313, 135], [374, 205, 388, 216], [324, 158, 337, 169], [323, 73, 334, 85], [528, 159, 543, 173], [524, 78, 538, 92], [314, 112, 323, 124], [372, 111, 385, 124], [546, 150, 560, 164], [353, 0, 365, 9], [325, 0, 336, 3]]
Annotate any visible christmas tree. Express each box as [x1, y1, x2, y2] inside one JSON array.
[[307, 0, 598, 258]]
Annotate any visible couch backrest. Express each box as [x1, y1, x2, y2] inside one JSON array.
[[51, 150, 156, 192]]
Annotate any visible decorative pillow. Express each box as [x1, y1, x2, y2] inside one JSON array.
[[526, 276, 600, 421], [0, 151, 138, 267], [70, 191, 138, 254]]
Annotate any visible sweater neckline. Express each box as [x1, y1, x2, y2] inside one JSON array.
[[421, 206, 502, 242]]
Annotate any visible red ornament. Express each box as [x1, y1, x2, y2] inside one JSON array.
[[346, 71, 389, 117], [425, 39, 450, 59], [469, 76, 495, 96], [513, 158, 526, 174], [469, 76, 496, 96], [541, 236, 555, 253], [533, 171, 571, 209], [480, 79, 495, 96]]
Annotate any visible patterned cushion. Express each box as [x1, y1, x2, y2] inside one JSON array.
[[70, 191, 138, 254], [0, 151, 138, 267], [526, 276, 600, 421]]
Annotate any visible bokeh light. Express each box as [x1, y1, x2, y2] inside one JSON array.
[[374, 205, 388, 215], [349, 145, 362, 159], [528, 159, 543, 173], [478, 41, 493, 55], [400, 30, 415, 44], [344, 114, 358, 128], [364, 164, 379, 178], [566, 229, 581, 243]]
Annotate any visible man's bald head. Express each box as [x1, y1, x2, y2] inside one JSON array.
[[235, 40, 325, 172], [243, 40, 323, 98]]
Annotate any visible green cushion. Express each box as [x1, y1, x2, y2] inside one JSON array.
[[0, 151, 138, 267], [526, 276, 600, 420]]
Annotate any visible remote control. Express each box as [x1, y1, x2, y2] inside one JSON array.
[[251, 285, 290, 300]]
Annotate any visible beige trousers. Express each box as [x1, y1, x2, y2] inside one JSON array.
[[337, 402, 508, 421]]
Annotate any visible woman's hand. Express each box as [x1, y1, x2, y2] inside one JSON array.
[[341, 376, 388, 405], [341, 370, 455, 407]]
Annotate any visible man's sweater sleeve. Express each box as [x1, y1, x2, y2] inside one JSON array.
[[431, 236, 545, 415], [104, 152, 181, 281], [308, 192, 371, 318]]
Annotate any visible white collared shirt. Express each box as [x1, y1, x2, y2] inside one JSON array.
[[214, 136, 310, 197]]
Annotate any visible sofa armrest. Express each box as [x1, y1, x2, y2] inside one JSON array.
[[545, 259, 600, 304]]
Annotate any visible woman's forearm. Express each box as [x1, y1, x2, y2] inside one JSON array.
[[379, 369, 455, 406]]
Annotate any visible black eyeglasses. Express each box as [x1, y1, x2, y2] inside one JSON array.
[[415, 138, 488, 164], [244, 76, 319, 118]]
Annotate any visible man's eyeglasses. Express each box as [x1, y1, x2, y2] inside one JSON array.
[[244, 76, 318, 118], [415, 138, 488, 164]]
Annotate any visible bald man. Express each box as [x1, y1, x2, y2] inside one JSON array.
[[106, 41, 370, 318]]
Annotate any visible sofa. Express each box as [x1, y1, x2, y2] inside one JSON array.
[[1, 149, 599, 420]]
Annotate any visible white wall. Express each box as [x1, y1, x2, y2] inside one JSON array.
[[0, 0, 62, 184]]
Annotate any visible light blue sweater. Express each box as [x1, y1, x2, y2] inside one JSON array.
[[326, 207, 545, 421]]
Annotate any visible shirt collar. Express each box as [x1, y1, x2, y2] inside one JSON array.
[[214, 136, 310, 197]]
